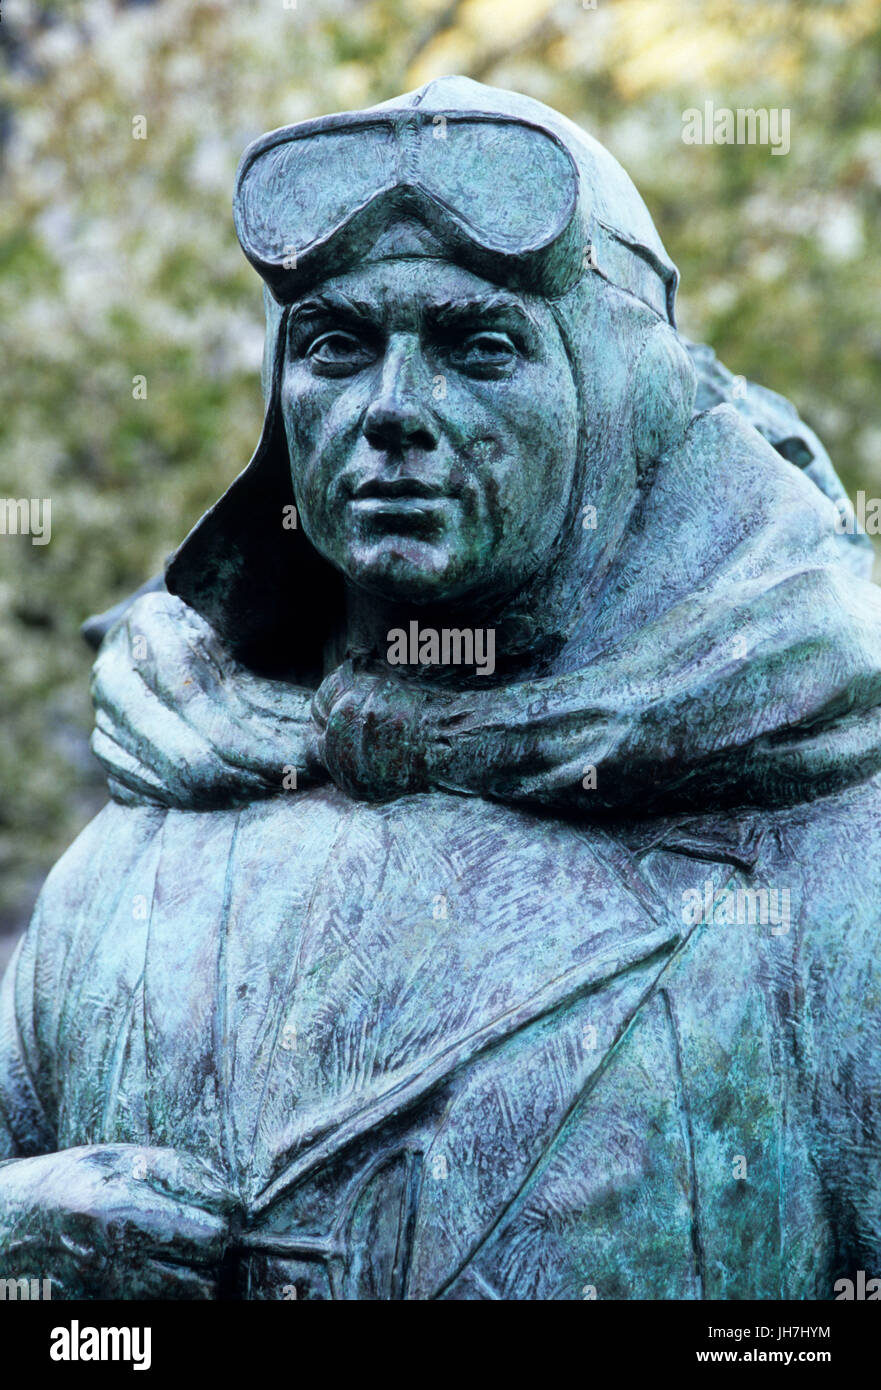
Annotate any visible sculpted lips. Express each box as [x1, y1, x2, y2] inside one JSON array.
[[349, 475, 451, 529], [353, 476, 444, 500]]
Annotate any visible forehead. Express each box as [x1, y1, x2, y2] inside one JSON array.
[[289, 257, 547, 329]]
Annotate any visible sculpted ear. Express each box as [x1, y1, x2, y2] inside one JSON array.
[[631, 321, 697, 469]]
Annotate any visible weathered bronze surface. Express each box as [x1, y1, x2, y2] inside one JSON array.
[[2, 77, 880, 1300]]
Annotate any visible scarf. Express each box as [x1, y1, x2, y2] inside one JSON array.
[[90, 404, 881, 818]]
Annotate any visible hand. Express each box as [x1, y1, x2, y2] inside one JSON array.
[[0, 1143, 238, 1299], [89, 592, 317, 809]]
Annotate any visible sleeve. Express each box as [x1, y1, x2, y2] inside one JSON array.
[[798, 799, 881, 1274], [0, 801, 166, 1163], [0, 915, 56, 1159]]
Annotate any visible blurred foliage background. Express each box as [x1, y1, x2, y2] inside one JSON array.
[[1, 0, 880, 970]]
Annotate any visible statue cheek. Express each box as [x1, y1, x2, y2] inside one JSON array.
[[286, 407, 348, 493], [500, 368, 578, 463]]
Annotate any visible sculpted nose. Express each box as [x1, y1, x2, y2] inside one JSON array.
[[363, 340, 439, 452]]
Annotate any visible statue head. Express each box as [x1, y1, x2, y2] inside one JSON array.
[[165, 77, 697, 672], [279, 245, 581, 610], [87, 80, 881, 821]]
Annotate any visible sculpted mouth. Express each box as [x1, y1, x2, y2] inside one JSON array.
[[352, 477, 446, 501], [348, 476, 451, 536]]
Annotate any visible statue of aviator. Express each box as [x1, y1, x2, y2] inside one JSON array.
[[2, 77, 881, 1301]]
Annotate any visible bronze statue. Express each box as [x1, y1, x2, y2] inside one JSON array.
[[2, 77, 880, 1300]]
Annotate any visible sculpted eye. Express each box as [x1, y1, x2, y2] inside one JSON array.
[[446, 331, 519, 375], [305, 330, 375, 374]]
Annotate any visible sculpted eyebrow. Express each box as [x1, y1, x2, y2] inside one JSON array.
[[288, 290, 539, 336], [290, 294, 375, 325], [428, 295, 537, 330]]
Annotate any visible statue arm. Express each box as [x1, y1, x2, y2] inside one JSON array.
[[0, 915, 56, 1161], [798, 819, 881, 1274], [0, 802, 160, 1160], [0, 815, 237, 1296]]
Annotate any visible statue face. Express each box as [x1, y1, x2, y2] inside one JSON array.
[[280, 257, 579, 606]]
